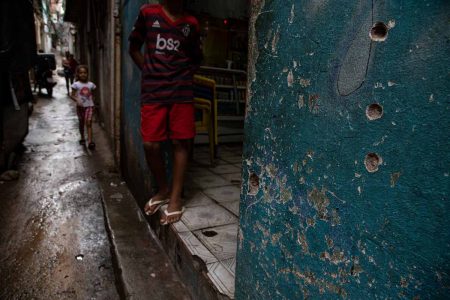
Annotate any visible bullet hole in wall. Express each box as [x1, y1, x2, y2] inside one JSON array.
[[366, 103, 383, 120], [364, 153, 382, 173], [370, 22, 389, 41], [248, 173, 260, 195]]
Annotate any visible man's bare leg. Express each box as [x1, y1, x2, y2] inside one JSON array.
[[144, 141, 170, 214], [161, 139, 189, 224]]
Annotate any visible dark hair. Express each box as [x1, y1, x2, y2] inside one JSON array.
[[76, 65, 88, 74]]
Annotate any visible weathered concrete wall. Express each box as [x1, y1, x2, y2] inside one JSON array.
[[73, 0, 116, 147], [236, 1, 450, 299], [0, 0, 36, 170], [96, 0, 116, 145], [86, 0, 116, 145]]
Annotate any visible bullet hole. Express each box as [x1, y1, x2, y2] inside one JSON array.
[[202, 230, 218, 237], [364, 153, 382, 173], [248, 173, 260, 195], [370, 22, 389, 42], [366, 103, 383, 120]]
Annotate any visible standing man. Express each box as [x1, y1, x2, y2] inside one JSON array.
[[128, 0, 202, 225], [62, 51, 72, 94], [62, 52, 78, 94]]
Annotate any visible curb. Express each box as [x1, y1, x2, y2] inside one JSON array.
[[97, 171, 191, 300]]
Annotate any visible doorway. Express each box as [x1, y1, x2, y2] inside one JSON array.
[[174, 1, 249, 298], [188, 0, 249, 146]]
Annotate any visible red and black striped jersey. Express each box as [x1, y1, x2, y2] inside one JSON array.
[[129, 4, 203, 105]]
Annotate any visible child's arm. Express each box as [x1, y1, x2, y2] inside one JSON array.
[[70, 89, 78, 103], [90, 83, 97, 107]]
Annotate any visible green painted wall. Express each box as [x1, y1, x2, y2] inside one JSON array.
[[121, 0, 159, 203], [236, 0, 450, 299]]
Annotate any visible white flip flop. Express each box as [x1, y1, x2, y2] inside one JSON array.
[[144, 198, 169, 216], [160, 207, 186, 225]]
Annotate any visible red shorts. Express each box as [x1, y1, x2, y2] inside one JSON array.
[[141, 103, 195, 142], [77, 106, 93, 122]]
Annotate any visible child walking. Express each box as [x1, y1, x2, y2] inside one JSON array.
[[70, 65, 97, 150], [128, 0, 203, 225]]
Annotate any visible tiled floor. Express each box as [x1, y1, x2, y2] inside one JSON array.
[[166, 143, 243, 299]]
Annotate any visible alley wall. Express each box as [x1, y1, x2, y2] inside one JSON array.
[[74, 0, 117, 153], [120, 0, 160, 203]]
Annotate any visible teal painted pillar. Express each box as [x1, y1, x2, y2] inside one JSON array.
[[236, 1, 450, 299], [121, 0, 165, 202]]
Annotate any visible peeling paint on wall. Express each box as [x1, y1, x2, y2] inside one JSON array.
[[307, 187, 330, 221], [246, 0, 265, 115]]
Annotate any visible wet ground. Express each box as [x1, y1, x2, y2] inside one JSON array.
[[0, 80, 120, 299]]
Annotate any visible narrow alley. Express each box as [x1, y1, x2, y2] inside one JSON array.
[[0, 78, 120, 298], [0, 79, 190, 299]]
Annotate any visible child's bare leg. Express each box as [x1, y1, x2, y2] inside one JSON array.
[[78, 113, 85, 141], [144, 142, 170, 214], [162, 139, 189, 224], [86, 120, 93, 143]]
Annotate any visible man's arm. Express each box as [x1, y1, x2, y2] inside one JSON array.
[[62, 58, 70, 68], [128, 7, 146, 70], [129, 48, 144, 71]]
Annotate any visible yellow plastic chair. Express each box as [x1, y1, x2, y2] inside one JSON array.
[[193, 75, 218, 165]]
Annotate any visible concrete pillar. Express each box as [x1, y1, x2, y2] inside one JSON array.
[[236, 1, 450, 298], [120, 0, 159, 200]]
